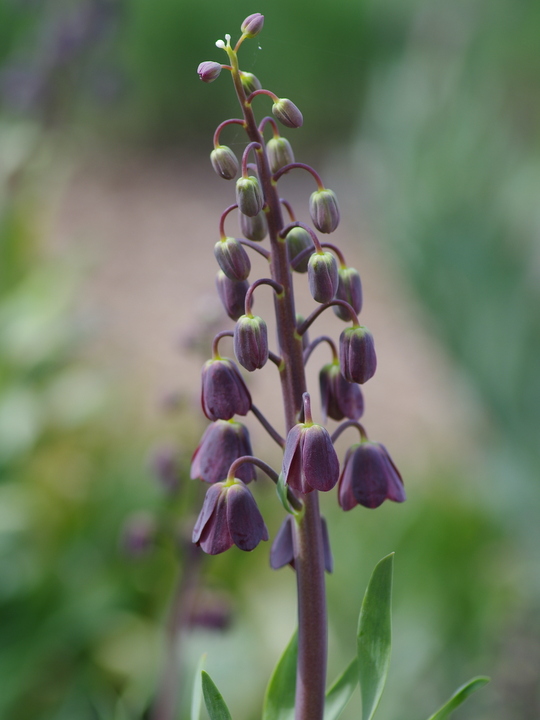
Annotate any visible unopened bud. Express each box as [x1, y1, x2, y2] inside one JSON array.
[[210, 145, 239, 180], [272, 98, 303, 129], [240, 71, 262, 95], [287, 227, 314, 273], [339, 326, 377, 384], [267, 136, 295, 173], [214, 237, 251, 281], [197, 61, 222, 83], [216, 271, 249, 321], [234, 314, 268, 371], [309, 189, 340, 233], [201, 358, 251, 420], [334, 267, 363, 321], [239, 209, 267, 241], [241, 13, 265, 38], [308, 251, 339, 303], [236, 175, 263, 217]]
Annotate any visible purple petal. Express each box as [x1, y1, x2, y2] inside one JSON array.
[[270, 516, 295, 570], [337, 449, 357, 511], [302, 425, 340, 492], [192, 483, 223, 543], [227, 482, 268, 551], [351, 444, 387, 508], [380, 445, 406, 503], [199, 491, 233, 554], [282, 425, 303, 491]]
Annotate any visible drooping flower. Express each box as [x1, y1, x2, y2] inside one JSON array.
[[319, 362, 364, 422], [270, 515, 333, 572], [334, 266, 363, 321], [201, 357, 251, 420], [234, 314, 268, 371], [339, 325, 377, 384], [338, 442, 405, 510], [215, 271, 249, 321], [191, 419, 255, 484], [192, 479, 268, 554], [308, 251, 339, 303], [309, 188, 340, 233]]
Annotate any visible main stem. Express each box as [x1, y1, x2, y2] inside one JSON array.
[[228, 52, 327, 720]]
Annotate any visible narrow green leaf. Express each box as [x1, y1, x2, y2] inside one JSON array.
[[426, 676, 490, 720], [190, 654, 207, 720], [324, 658, 358, 720], [262, 629, 298, 720], [201, 671, 232, 720], [276, 473, 296, 515], [357, 553, 394, 720]]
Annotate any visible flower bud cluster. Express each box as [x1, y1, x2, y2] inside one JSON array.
[[192, 12, 404, 560]]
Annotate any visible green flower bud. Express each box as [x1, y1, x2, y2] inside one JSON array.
[[236, 175, 263, 217], [339, 326, 377, 384], [240, 71, 262, 95], [309, 189, 340, 233], [333, 266, 363, 321], [239, 209, 267, 241], [214, 237, 251, 281], [267, 136, 295, 173], [210, 145, 239, 180], [234, 314, 268, 371], [308, 251, 339, 303], [272, 98, 303, 129], [287, 227, 314, 273]]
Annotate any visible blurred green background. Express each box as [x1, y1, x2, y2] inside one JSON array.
[[1, 0, 539, 719]]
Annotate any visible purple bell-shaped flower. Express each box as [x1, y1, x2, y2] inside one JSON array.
[[338, 441, 405, 510]]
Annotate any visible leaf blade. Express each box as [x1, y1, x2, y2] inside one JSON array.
[[190, 654, 207, 720], [201, 671, 232, 720], [426, 676, 490, 720], [324, 657, 358, 720], [357, 553, 394, 720], [262, 629, 298, 720]]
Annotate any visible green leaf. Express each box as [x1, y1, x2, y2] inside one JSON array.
[[324, 657, 358, 720], [357, 553, 394, 720], [426, 676, 490, 720], [276, 473, 296, 515], [262, 629, 298, 720], [190, 654, 207, 720], [201, 671, 232, 720]]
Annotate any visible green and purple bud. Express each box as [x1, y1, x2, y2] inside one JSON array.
[[239, 209, 267, 241], [214, 236, 251, 281], [192, 479, 269, 554], [319, 362, 364, 421], [240, 71, 262, 95], [267, 136, 295, 173], [191, 419, 255, 484], [197, 61, 222, 83], [339, 326, 377, 384], [338, 442, 405, 510], [334, 266, 363, 321], [270, 515, 333, 573], [309, 188, 340, 233], [282, 410, 340, 494], [236, 175, 264, 217], [241, 12, 265, 38], [234, 314, 268, 371], [272, 98, 303, 129], [201, 357, 251, 420], [287, 227, 314, 273], [308, 251, 339, 303], [210, 145, 239, 180], [216, 271, 249, 321]]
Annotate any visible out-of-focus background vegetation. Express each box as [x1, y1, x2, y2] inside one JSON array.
[[1, 0, 539, 719]]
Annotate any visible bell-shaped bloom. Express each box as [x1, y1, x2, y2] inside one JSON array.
[[234, 314, 268, 371], [319, 362, 364, 421], [287, 227, 314, 273], [267, 136, 294, 173], [193, 479, 269, 554], [309, 188, 340, 233], [339, 326, 377, 384], [239, 209, 267, 241], [214, 236, 251, 281], [236, 175, 263, 217], [216, 271, 248, 321], [338, 442, 406, 510], [190, 419, 256, 484], [308, 251, 339, 303], [272, 98, 303, 128], [210, 145, 239, 180], [282, 422, 340, 494], [334, 266, 363, 321], [201, 357, 251, 420], [270, 515, 333, 573]]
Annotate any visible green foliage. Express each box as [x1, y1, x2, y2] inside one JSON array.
[[262, 629, 298, 720], [426, 677, 490, 720], [201, 671, 233, 720], [191, 655, 207, 720], [357, 554, 393, 720], [324, 658, 358, 720]]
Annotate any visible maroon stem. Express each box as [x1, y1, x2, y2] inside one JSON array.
[[229, 58, 327, 720]]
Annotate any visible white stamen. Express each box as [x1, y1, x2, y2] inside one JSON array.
[[225, 34, 231, 43], [215, 39, 225, 49]]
